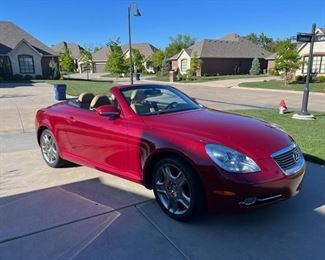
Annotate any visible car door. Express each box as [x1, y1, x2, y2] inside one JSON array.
[[65, 107, 129, 174]]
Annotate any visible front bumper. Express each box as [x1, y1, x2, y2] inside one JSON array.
[[199, 157, 306, 211]]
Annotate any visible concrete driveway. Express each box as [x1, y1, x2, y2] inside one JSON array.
[[0, 82, 324, 259]]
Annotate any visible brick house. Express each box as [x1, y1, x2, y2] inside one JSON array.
[[170, 34, 272, 76], [0, 21, 59, 80]]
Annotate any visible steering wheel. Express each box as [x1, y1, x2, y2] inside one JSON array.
[[165, 102, 178, 110]]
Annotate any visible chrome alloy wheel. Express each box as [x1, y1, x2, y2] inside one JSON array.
[[155, 163, 191, 215], [41, 133, 58, 164]]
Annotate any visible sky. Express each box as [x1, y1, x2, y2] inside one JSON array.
[[1, 0, 325, 50]]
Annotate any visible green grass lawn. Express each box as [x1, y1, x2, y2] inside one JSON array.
[[37, 80, 115, 96], [149, 74, 271, 83], [239, 80, 325, 92], [231, 109, 325, 165]]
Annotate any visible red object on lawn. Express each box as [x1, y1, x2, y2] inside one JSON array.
[[279, 99, 287, 109]]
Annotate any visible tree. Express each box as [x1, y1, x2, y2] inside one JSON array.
[[275, 40, 303, 85], [165, 34, 196, 58], [130, 49, 144, 73], [190, 52, 200, 77], [58, 47, 75, 73], [249, 57, 261, 75], [49, 58, 59, 79], [106, 43, 127, 76], [161, 58, 171, 76], [148, 50, 165, 72], [244, 33, 259, 45], [244, 33, 275, 52], [80, 49, 93, 80]]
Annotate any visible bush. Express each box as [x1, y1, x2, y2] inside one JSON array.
[[295, 75, 304, 82], [13, 74, 24, 80], [317, 75, 325, 83], [23, 75, 33, 80], [35, 74, 43, 80], [176, 71, 185, 81], [186, 69, 193, 80], [268, 69, 279, 76], [249, 57, 261, 75]]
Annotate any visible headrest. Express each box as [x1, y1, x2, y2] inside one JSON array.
[[78, 92, 94, 103], [90, 95, 111, 109], [130, 90, 146, 103]]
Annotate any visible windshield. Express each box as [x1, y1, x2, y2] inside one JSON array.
[[121, 85, 200, 115]]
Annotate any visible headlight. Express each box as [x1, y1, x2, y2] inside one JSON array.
[[205, 144, 261, 173]]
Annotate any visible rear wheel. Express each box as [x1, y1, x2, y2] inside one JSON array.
[[40, 129, 66, 168], [152, 157, 204, 221]]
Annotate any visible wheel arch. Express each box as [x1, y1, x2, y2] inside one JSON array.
[[143, 149, 200, 189]]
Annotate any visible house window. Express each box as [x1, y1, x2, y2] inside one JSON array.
[[18, 55, 35, 74], [312, 56, 321, 73], [319, 56, 325, 73], [181, 59, 188, 72], [302, 55, 325, 74]]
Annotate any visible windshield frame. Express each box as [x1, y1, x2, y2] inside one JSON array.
[[120, 85, 201, 116]]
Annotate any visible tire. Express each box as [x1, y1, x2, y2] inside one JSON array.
[[40, 129, 66, 168], [152, 156, 204, 221]]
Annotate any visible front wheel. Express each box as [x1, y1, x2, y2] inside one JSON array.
[[152, 157, 204, 221], [40, 129, 66, 168]]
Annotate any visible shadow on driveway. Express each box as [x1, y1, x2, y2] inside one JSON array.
[[0, 162, 324, 259], [0, 82, 34, 88]]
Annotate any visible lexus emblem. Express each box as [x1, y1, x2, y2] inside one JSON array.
[[293, 151, 300, 162]]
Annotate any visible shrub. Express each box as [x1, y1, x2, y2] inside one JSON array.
[[23, 75, 33, 80], [317, 75, 325, 83], [186, 69, 193, 80], [176, 71, 185, 81], [13, 74, 24, 80], [249, 57, 261, 75], [35, 74, 43, 80], [268, 69, 279, 76], [295, 75, 304, 82]]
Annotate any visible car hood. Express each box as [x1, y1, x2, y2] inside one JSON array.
[[142, 109, 293, 159]]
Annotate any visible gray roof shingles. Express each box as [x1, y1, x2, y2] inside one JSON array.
[[0, 21, 57, 56], [52, 42, 84, 59], [92, 46, 114, 61], [172, 34, 273, 60], [121, 43, 159, 57]]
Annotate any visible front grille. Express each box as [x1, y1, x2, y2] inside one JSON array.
[[272, 144, 305, 176]]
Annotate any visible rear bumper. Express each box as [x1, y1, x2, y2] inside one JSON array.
[[198, 159, 306, 211]]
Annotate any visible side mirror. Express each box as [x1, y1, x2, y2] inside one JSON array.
[[96, 105, 120, 120]]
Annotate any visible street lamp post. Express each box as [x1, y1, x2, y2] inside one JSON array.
[[128, 2, 141, 85]]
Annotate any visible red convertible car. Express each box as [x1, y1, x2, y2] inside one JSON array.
[[35, 84, 306, 220]]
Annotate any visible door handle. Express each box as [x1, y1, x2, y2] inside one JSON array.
[[69, 116, 76, 123]]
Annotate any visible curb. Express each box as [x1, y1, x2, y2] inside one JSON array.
[[233, 86, 325, 96]]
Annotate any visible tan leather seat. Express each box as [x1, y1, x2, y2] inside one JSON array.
[[130, 89, 153, 114], [78, 92, 94, 109], [90, 95, 111, 110]]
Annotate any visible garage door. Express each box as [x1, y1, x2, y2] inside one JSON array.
[[93, 63, 106, 73]]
